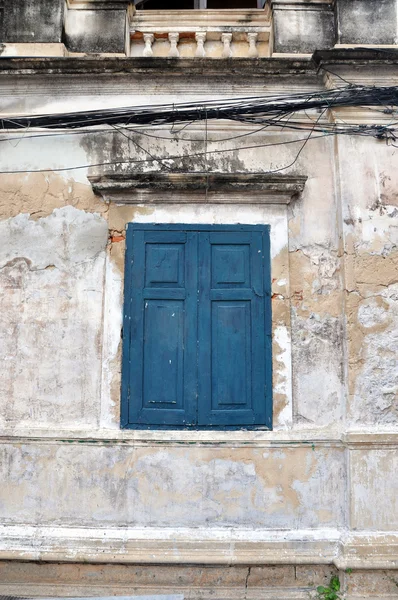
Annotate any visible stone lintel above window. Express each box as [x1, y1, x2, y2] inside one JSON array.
[[89, 172, 307, 204]]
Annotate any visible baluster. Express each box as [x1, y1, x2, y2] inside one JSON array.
[[195, 32, 206, 58], [143, 33, 154, 57], [247, 32, 259, 58], [168, 32, 180, 58], [221, 33, 233, 59]]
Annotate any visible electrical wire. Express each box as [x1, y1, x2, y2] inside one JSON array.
[[1, 85, 397, 134], [0, 84, 397, 175]]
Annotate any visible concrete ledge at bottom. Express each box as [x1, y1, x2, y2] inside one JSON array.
[[89, 172, 307, 205], [0, 594, 184, 600], [1, 526, 398, 569]]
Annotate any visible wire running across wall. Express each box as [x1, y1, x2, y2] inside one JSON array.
[[0, 84, 397, 174], [2, 85, 398, 133]]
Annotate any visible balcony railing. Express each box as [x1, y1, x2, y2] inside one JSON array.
[[129, 8, 271, 59]]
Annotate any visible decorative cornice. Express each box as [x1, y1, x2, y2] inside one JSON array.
[[0, 56, 315, 77], [313, 48, 398, 90], [1, 51, 396, 79], [89, 172, 307, 205], [313, 48, 398, 67]]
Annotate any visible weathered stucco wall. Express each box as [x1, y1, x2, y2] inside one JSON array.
[[0, 443, 345, 528], [0, 52, 397, 597], [338, 137, 398, 427], [0, 206, 108, 429]]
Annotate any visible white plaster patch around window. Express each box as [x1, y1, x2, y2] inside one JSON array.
[[101, 202, 293, 436]]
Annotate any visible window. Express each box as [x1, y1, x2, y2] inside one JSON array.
[[137, 0, 266, 10], [121, 224, 272, 429]]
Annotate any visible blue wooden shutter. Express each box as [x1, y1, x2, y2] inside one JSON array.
[[122, 224, 272, 429], [197, 229, 272, 427], [121, 226, 197, 427]]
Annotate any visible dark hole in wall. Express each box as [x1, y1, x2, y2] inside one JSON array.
[[139, 0, 257, 9], [207, 0, 257, 7], [139, 0, 194, 8]]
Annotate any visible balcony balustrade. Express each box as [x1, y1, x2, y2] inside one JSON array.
[[129, 8, 271, 59]]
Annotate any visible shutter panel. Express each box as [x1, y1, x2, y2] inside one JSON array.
[[197, 229, 271, 427], [122, 224, 272, 430], [122, 227, 197, 427]]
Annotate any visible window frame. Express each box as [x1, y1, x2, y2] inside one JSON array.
[[121, 223, 272, 431]]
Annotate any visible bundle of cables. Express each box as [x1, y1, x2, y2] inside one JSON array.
[[1, 85, 397, 137], [1, 84, 397, 174]]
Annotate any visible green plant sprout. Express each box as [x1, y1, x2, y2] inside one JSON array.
[[316, 576, 343, 600]]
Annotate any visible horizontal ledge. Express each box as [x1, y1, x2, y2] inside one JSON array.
[[0, 592, 320, 600], [1, 429, 398, 447], [343, 430, 398, 446], [0, 57, 316, 77], [313, 48, 398, 67], [0, 435, 341, 447], [0, 526, 397, 568], [89, 172, 307, 204]]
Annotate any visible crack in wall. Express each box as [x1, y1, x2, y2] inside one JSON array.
[[244, 566, 251, 600]]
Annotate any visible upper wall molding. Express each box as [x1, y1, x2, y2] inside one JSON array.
[[0, 50, 395, 76], [0, 56, 314, 77], [313, 48, 398, 67], [314, 48, 398, 89]]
